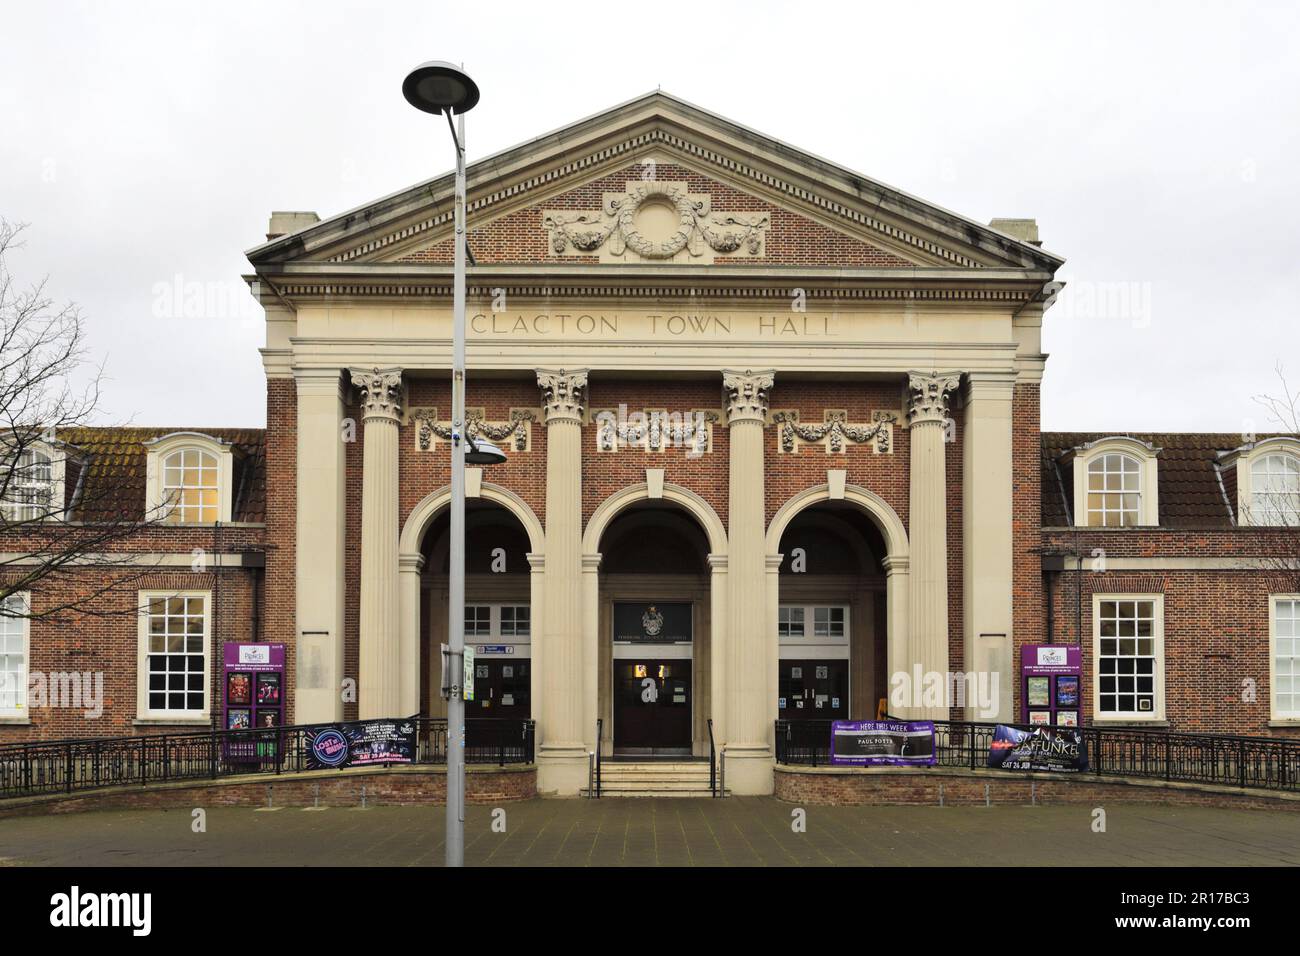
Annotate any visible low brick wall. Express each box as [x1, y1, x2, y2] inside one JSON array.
[[774, 764, 1300, 811], [0, 764, 536, 819]]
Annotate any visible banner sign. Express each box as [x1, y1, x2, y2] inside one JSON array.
[[304, 719, 417, 770], [830, 720, 936, 766], [987, 723, 1089, 773], [613, 602, 692, 643]]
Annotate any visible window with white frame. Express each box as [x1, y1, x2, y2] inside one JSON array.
[[778, 606, 805, 638], [1250, 453, 1300, 527], [1, 446, 57, 523], [144, 433, 232, 525], [1086, 453, 1141, 527], [463, 604, 530, 640], [1094, 595, 1163, 720], [139, 592, 209, 717], [813, 606, 846, 638], [0, 594, 29, 717], [1272, 597, 1300, 720], [1070, 438, 1160, 528], [500, 605, 530, 637]]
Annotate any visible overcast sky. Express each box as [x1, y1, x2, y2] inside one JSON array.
[[3, 1, 1297, 433]]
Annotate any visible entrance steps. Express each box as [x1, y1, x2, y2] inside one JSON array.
[[582, 761, 722, 798]]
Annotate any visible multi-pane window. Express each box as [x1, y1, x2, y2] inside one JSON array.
[[500, 606, 530, 637], [162, 448, 219, 524], [144, 594, 207, 714], [465, 605, 492, 637], [1086, 453, 1141, 527], [778, 606, 805, 638], [0, 594, 29, 717], [1, 449, 53, 522], [1273, 598, 1300, 719], [1096, 598, 1159, 717], [1251, 453, 1300, 526], [814, 606, 845, 638]]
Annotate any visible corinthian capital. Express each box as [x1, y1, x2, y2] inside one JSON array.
[[536, 368, 589, 423], [349, 367, 404, 422], [906, 371, 961, 426], [722, 369, 775, 424]]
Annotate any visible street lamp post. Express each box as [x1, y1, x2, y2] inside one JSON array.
[[402, 60, 494, 868]]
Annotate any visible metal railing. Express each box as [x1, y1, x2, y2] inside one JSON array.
[[0, 717, 535, 801], [775, 718, 1300, 792], [594, 718, 603, 798]]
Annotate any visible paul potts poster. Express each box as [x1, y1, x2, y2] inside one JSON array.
[[987, 724, 1089, 773], [830, 720, 937, 766]]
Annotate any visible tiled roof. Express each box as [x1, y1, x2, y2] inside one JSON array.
[[56, 427, 266, 523], [1040, 432, 1274, 529]]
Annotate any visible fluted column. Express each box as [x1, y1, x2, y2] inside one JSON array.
[[906, 371, 960, 720], [722, 369, 775, 795], [350, 366, 403, 719], [535, 368, 589, 795]]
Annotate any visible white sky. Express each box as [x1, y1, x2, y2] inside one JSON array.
[[2, 0, 1297, 432]]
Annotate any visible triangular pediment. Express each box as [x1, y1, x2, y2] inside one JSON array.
[[246, 92, 1062, 274]]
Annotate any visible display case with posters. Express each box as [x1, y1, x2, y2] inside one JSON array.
[[1020, 645, 1083, 726], [222, 643, 286, 766]]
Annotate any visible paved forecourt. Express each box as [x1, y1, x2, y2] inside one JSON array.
[[1, 798, 1298, 867]]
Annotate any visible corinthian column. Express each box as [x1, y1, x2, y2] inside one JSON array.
[[906, 371, 961, 720], [350, 366, 403, 719], [722, 368, 774, 795], [535, 368, 588, 795]]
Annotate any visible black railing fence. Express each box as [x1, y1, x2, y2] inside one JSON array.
[[775, 718, 1300, 792], [0, 717, 535, 801]]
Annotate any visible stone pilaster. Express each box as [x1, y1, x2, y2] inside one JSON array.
[[350, 366, 403, 719], [293, 368, 348, 723], [722, 368, 775, 794], [535, 368, 589, 794], [905, 371, 960, 720], [962, 372, 1016, 721]]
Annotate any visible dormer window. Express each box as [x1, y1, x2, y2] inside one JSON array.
[[144, 433, 233, 525], [1068, 437, 1160, 528], [1228, 438, 1300, 526], [0, 437, 66, 524]]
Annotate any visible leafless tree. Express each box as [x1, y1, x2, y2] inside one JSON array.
[[0, 219, 167, 620], [1247, 363, 1300, 591]]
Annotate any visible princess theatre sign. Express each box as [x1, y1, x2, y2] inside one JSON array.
[[246, 92, 1062, 795]]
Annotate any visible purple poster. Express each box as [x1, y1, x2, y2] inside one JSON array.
[[830, 720, 936, 766]]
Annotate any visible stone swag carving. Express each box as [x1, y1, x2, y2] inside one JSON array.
[[771, 409, 893, 454], [543, 181, 769, 261], [594, 407, 720, 454], [409, 408, 538, 453]]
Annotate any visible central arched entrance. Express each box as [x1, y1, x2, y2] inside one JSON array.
[[583, 483, 727, 758]]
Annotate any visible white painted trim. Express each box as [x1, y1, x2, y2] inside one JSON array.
[[144, 433, 234, 525], [1234, 439, 1300, 527], [1071, 438, 1159, 528], [1091, 592, 1165, 722], [136, 590, 212, 722], [1269, 594, 1300, 722], [0, 592, 30, 718]]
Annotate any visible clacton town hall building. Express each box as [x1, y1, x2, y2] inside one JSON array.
[[3, 93, 1298, 796]]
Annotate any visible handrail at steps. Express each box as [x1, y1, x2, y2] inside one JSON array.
[[594, 717, 603, 799], [706, 718, 718, 797]]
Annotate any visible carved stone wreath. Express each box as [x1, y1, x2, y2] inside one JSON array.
[[409, 407, 538, 453], [542, 181, 769, 263], [771, 410, 893, 455]]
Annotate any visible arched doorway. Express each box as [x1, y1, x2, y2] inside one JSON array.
[[765, 484, 910, 731], [583, 483, 727, 758], [774, 505, 888, 721], [398, 484, 545, 721]]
